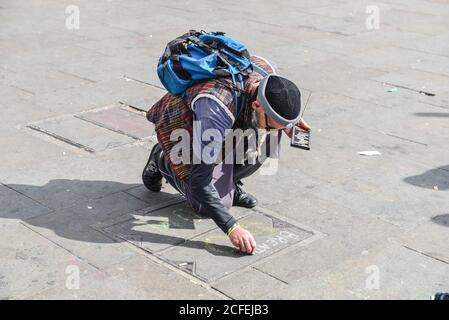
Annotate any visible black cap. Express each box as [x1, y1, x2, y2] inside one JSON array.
[[258, 75, 303, 127]]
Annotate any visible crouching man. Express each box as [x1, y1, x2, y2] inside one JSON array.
[[143, 56, 310, 254]]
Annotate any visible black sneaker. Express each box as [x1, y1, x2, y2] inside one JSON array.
[[142, 144, 163, 192], [233, 181, 257, 208]]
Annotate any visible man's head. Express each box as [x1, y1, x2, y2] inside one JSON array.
[[251, 75, 303, 130]]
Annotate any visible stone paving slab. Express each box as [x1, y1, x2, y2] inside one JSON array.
[[282, 103, 445, 171], [280, 134, 449, 227], [398, 32, 449, 57], [314, 78, 444, 110], [0, 29, 85, 57], [381, 8, 449, 35], [75, 33, 162, 58], [0, 184, 53, 221], [122, 184, 180, 204], [0, 127, 76, 180], [255, 10, 370, 36], [245, 126, 449, 221], [322, 78, 449, 113], [119, 84, 166, 112], [24, 190, 150, 227], [158, 212, 314, 282], [382, 0, 449, 16], [0, 85, 39, 126], [300, 1, 392, 19], [263, 243, 449, 299], [0, 220, 96, 299], [28, 115, 136, 153], [24, 212, 138, 270], [347, 46, 449, 76], [65, 19, 144, 42], [212, 267, 288, 300], [65, 190, 150, 221], [12, 179, 142, 204], [76, 104, 154, 140], [120, 55, 165, 89], [308, 94, 449, 152], [372, 68, 449, 94], [26, 254, 220, 300], [301, 27, 427, 56], [400, 219, 449, 265], [31, 77, 165, 118], [123, 181, 179, 205], [259, 45, 343, 69], [0, 144, 153, 193], [253, 198, 401, 282], [236, 164, 327, 208], [418, 90, 449, 110], [0, 67, 92, 95], [12, 190, 151, 269], [1, 45, 107, 82], [266, 135, 449, 232], [279, 59, 386, 92], [57, 52, 135, 83], [16, 182, 89, 210]]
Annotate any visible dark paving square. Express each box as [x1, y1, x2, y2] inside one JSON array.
[[157, 212, 314, 282], [76, 105, 154, 140], [101, 202, 249, 253]]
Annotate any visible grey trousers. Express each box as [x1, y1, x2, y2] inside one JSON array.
[[157, 147, 263, 197]]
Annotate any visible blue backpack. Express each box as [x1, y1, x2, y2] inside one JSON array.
[[157, 30, 254, 118]]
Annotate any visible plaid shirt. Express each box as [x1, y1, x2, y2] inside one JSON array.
[[146, 55, 275, 181]]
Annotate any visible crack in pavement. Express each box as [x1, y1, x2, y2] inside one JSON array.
[[403, 245, 449, 266], [373, 80, 436, 96]]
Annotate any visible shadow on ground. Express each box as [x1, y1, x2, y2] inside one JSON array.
[[2, 179, 243, 258], [431, 214, 449, 227], [413, 112, 449, 118], [403, 165, 449, 191]]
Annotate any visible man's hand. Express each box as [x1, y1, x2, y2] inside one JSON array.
[[229, 225, 257, 254], [297, 118, 311, 131], [283, 118, 311, 138]]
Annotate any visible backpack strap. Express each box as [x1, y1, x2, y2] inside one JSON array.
[[231, 73, 245, 120], [252, 63, 270, 77]]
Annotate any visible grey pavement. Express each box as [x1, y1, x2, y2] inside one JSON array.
[[1, 0, 449, 299]]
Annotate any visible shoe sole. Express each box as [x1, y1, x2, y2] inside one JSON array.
[[232, 200, 258, 208]]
